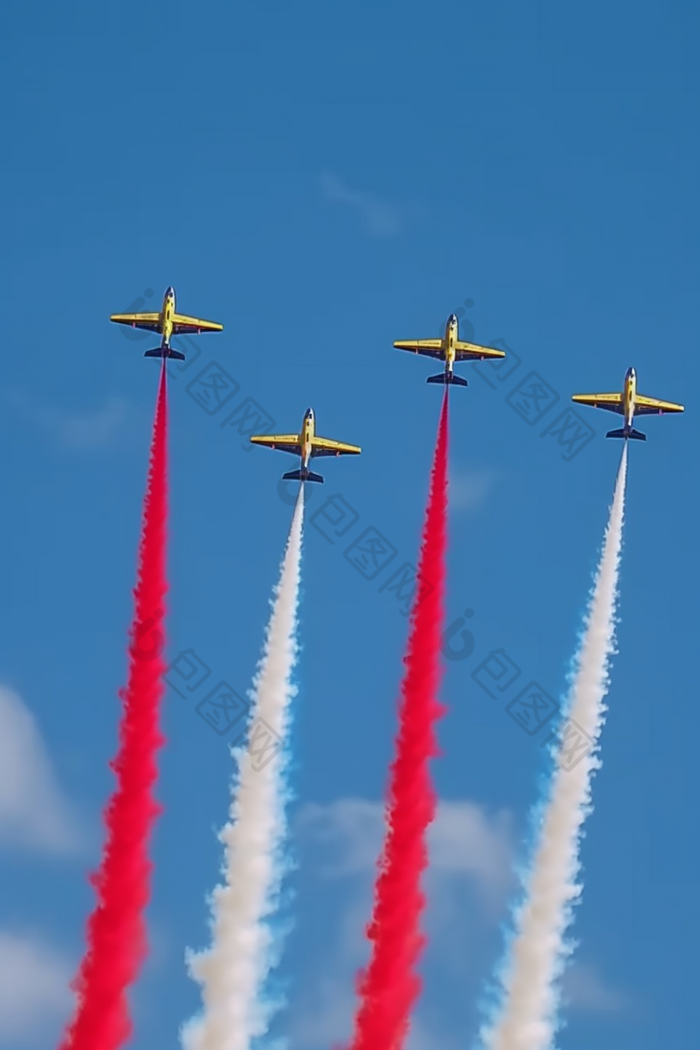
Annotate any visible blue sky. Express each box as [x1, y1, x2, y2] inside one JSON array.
[[0, 0, 697, 1047]]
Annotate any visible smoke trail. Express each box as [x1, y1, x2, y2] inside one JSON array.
[[58, 363, 169, 1050], [184, 485, 304, 1050], [346, 393, 449, 1050], [483, 444, 628, 1050]]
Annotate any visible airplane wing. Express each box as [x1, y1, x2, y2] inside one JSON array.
[[634, 394, 685, 415], [172, 313, 224, 335], [393, 339, 444, 359], [110, 312, 162, 332], [571, 393, 624, 414], [311, 436, 362, 457], [249, 434, 301, 454], [455, 340, 506, 361]]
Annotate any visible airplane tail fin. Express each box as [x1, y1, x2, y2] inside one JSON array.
[[427, 372, 468, 387], [144, 347, 186, 361], [282, 469, 325, 484], [606, 427, 646, 441]]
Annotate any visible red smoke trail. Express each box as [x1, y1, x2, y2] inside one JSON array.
[[347, 391, 449, 1050], [59, 363, 169, 1050]]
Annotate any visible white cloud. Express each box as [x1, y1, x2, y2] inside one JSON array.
[[297, 798, 514, 902], [292, 798, 515, 1049], [293, 963, 459, 1050], [561, 961, 629, 1014], [449, 469, 500, 514], [0, 686, 82, 855], [427, 800, 515, 907], [296, 797, 382, 876], [34, 396, 140, 450], [290, 894, 366, 1049], [405, 1015, 462, 1050], [321, 173, 402, 237], [9, 390, 147, 450], [0, 932, 73, 1046]]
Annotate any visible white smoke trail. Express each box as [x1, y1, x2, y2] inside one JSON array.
[[482, 445, 628, 1050], [183, 486, 305, 1050]]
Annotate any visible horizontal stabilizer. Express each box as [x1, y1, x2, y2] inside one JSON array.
[[606, 427, 646, 441], [282, 469, 325, 484], [427, 372, 468, 387], [144, 347, 186, 361]]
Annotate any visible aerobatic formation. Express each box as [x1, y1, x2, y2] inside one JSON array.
[[54, 291, 683, 1050]]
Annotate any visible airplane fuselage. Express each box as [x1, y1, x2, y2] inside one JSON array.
[[160, 287, 176, 347], [442, 315, 459, 375], [300, 409, 315, 469], [623, 366, 637, 431]]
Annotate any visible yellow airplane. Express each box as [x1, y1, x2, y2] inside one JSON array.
[[394, 314, 506, 386], [572, 367, 684, 441], [250, 408, 361, 483], [110, 286, 223, 361]]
